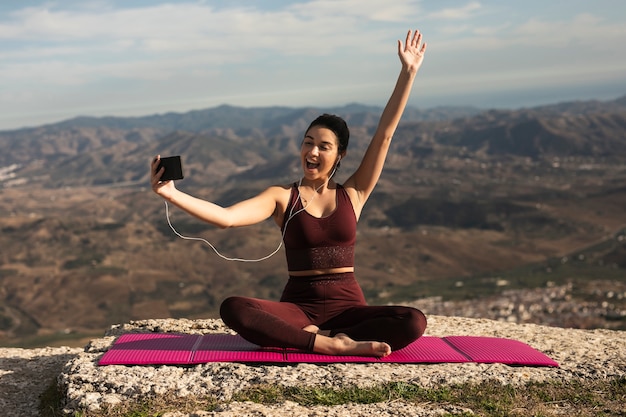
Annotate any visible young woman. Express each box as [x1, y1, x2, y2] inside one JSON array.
[[151, 29, 428, 357]]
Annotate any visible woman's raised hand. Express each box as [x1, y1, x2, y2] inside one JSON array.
[[398, 29, 427, 73]]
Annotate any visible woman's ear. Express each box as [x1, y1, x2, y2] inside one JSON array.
[[336, 152, 345, 168]]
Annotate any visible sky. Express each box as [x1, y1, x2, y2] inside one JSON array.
[[1, 0, 625, 130]]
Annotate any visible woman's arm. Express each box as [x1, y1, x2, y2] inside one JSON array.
[[151, 156, 283, 228], [344, 29, 427, 216]]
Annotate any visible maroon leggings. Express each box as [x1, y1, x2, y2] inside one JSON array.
[[219, 272, 427, 352]]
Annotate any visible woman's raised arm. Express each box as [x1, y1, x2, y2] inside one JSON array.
[[344, 29, 427, 216]]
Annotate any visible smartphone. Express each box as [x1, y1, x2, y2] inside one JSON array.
[[157, 156, 184, 181]]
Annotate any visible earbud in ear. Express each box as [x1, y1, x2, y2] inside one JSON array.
[[334, 155, 342, 172]]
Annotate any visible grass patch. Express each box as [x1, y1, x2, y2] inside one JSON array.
[[39, 380, 64, 417], [46, 377, 626, 416], [233, 379, 626, 416]]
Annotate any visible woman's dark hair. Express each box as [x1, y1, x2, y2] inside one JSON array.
[[305, 113, 350, 153]]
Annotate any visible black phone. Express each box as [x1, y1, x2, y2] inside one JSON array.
[[157, 156, 184, 181]]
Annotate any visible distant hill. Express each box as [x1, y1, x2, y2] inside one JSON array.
[[431, 112, 626, 158], [0, 95, 625, 188], [35, 103, 484, 131], [29, 93, 626, 132]]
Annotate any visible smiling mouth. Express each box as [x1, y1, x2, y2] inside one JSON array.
[[306, 160, 320, 170]]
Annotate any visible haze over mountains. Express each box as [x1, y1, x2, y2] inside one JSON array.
[[1, 95, 625, 346], [2, 96, 626, 188]]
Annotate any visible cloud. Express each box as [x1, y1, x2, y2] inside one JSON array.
[[513, 13, 621, 48], [0, 0, 426, 89], [287, 0, 420, 22], [0, 1, 624, 130], [0, 1, 423, 125], [430, 10, 626, 53], [426, 1, 482, 20], [1, 1, 422, 48]]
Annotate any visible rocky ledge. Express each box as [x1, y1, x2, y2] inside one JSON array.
[[1, 315, 624, 416], [60, 315, 625, 416]]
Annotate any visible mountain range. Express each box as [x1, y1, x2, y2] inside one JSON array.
[[0, 95, 625, 346], [2, 96, 626, 189]]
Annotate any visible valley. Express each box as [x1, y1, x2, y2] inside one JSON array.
[[1, 98, 625, 346]]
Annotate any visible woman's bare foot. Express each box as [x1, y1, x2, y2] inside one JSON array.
[[302, 324, 320, 334], [302, 325, 331, 337], [313, 332, 391, 357]]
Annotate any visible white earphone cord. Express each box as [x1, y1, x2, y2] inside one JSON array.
[[164, 173, 335, 262]]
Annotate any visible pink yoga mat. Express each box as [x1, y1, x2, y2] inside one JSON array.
[[381, 336, 470, 363], [97, 333, 200, 365], [98, 333, 558, 367], [192, 334, 285, 363], [444, 336, 559, 367]]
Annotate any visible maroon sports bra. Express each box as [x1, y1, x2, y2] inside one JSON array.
[[281, 183, 356, 271]]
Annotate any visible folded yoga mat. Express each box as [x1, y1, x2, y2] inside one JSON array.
[[98, 333, 559, 367], [443, 336, 559, 367], [96, 333, 200, 365]]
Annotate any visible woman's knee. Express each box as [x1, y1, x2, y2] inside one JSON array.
[[219, 296, 250, 327], [407, 307, 427, 338], [379, 307, 427, 351], [392, 306, 426, 341]]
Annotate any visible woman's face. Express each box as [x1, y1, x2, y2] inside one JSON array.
[[301, 126, 341, 180]]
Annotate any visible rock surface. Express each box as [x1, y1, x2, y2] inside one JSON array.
[[0, 315, 624, 416], [0, 346, 82, 417], [58, 315, 625, 416]]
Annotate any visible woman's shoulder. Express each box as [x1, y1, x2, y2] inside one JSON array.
[[265, 183, 297, 226], [264, 183, 295, 205], [267, 183, 296, 193], [337, 179, 365, 220]]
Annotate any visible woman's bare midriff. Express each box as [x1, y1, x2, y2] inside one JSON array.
[[288, 266, 354, 276]]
